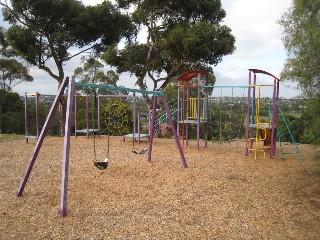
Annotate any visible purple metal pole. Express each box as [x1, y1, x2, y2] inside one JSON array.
[[86, 95, 89, 139], [147, 96, 157, 161], [138, 113, 141, 144], [24, 93, 29, 143], [205, 74, 209, 148], [74, 94, 77, 137], [186, 85, 189, 146], [162, 91, 188, 168], [197, 73, 201, 150], [270, 77, 277, 158], [245, 70, 252, 156], [35, 92, 40, 139], [17, 77, 69, 197], [133, 94, 136, 139], [177, 85, 180, 138], [249, 73, 257, 151], [274, 80, 280, 156], [97, 95, 101, 137], [60, 76, 75, 217]]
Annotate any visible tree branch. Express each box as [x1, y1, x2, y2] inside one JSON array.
[[0, 1, 30, 27], [62, 46, 95, 62], [159, 60, 185, 89], [38, 64, 59, 82]]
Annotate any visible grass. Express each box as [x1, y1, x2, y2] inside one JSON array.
[[0, 134, 25, 142]]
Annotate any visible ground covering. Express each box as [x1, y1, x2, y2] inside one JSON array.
[[0, 137, 319, 239]]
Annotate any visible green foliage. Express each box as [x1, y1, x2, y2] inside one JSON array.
[[277, 101, 320, 144], [1, 0, 134, 82], [164, 82, 178, 105], [279, 0, 320, 97], [74, 57, 121, 95], [0, 133, 25, 142], [279, 0, 320, 145], [1, 111, 24, 133], [103, 0, 235, 107], [0, 91, 24, 134], [208, 104, 246, 142], [0, 58, 33, 92], [0, 26, 13, 56]]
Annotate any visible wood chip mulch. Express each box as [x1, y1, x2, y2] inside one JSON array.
[[1, 136, 320, 239]]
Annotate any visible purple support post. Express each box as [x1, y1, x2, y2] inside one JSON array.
[[162, 91, 188, 168], [35, 92, 40, 139], [197, 73, 201, 150], [249, 73, 257, 151], [97, 95, 101, 137], [74, 94, 77, 137], [60, 76, 75, 217], [86, 95, 89, 139], [205, 74, 209, 148], [147, 96, 157, 161], [138, 113, 141, 144], [186, 85, 189, 146], [270, 77, 277, 158], [24, 93, 29, 143], [17, 77, 69, 197], [133, 94, 136, 138], [274, 80, 280, 156], [245, 71, 252, 156], [177, 85, 180, 137]]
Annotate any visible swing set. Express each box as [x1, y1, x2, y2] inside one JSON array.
[[90, 90, 147, 169], [16, 76, 187, 217]]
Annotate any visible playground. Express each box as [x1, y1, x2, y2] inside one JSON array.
[[1, 136, 320, 239], [1, 69, 320, 239]]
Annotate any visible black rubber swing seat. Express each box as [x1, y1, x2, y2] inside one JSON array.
[[94, 161, 108, 170], [94, 158, 109, 170]]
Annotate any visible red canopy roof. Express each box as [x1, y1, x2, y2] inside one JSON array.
[[177, 70, 207, 82], [249, 69, 280, 81]]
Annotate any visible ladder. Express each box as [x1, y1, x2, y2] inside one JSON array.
[[277, 102, 303, 162]]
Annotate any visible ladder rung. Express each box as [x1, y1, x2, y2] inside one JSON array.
[[281, 151, 299, 154]]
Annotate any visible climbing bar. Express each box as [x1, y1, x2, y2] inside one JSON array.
[[25, 93, 39, 96], [74, 82, 163, 96], [202, 85, 249, 89], [248, 84, 275, 87]]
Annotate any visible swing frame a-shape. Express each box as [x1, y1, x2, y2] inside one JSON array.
[[16, 76, 187, 217]]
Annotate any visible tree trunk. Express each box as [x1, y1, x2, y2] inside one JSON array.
[[58, 80, 66, 137]]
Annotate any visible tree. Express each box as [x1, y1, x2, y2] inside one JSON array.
[[103, 0, 235, 107], [74, 57, 121, 95], [0, 58, 33, 133], [279, 0, 320, 145], [0, 26, 15, 57], [0, 58, 33, 92], [0, 91, 24, 134], [1, 0, 133, 84], [279, 0, 320, 97], [1, 0, 134, 134]]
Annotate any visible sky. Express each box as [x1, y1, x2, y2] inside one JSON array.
[[1, 0, 299, 98]]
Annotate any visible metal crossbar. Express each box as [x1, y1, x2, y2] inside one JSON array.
[[74, 82, 163, 96]]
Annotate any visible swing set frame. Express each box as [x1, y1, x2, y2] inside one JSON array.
[[16, 76, 187, 217]]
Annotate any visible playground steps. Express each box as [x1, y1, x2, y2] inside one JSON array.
[[261, 128, 272, 147], [248, 124, 273, 159]]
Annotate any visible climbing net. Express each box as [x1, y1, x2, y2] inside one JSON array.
[[208, 87, 247, 143], [99, 97, 132, 136]]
